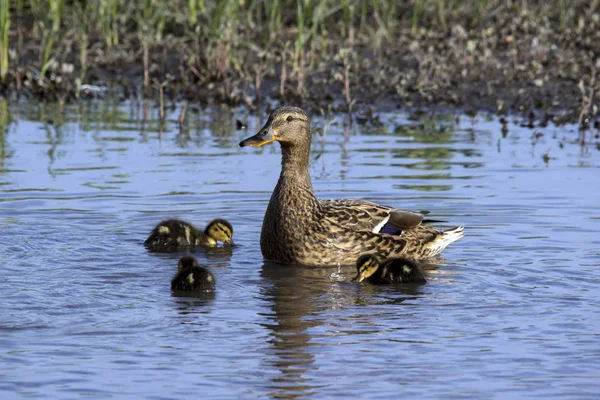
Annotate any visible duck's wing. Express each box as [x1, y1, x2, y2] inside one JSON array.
[[320, 199, 426, 234], [313, 223, 408, 259]]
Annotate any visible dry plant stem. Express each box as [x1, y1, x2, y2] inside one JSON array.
[[189, 64, 202, 80], [296, 49, 305, 96], [178, 55, 186, 85], [255, 65, 265, 104], [280, 50, 287, 99], [142, 100, 148, 131], [143, 40, 149, 89], [344, 61, 351, 106], [159, 85, 165, 122], [178, 102, 187, 127], [578, 67, 596, 130]]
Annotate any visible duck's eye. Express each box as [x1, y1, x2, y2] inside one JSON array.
[[286, 115, 294, 122]]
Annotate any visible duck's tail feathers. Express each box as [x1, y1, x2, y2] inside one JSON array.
[[429, 226, 465, 256]]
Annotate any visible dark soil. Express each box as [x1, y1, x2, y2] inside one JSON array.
[[2, 3, 599, 127]]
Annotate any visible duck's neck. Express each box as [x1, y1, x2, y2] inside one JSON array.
[[274, 143, 320, 213], [281, 143, 310, 173]]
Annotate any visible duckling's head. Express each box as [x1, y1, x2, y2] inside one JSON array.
[[352, 254, 381, 282], [205, 219, 234, 245], [178, 256, 197, 272], [239, 106, 310, 148]]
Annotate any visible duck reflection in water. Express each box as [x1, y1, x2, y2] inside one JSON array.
[[258, 261, 427, 397], [169, 280, 216, 329], [259, 261, 343, 396]]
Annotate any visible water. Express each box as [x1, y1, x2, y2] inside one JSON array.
[[1, 100, 599, 399]]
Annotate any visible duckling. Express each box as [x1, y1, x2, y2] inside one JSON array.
[[144, 218, 233, 252], [352, 254, 426, 284], [171, 256, 215, 292]]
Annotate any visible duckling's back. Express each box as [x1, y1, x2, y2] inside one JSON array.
[[144, 219, 204, 251], [171, 266, 215, 292], [380, 258, 426, 284]]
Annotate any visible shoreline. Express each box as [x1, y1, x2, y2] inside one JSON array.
[[0, 1, 598, 126]]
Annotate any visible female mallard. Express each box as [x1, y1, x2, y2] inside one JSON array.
[[144, 219, 233, 252], [239, 106, 463, 266], [171, 256, 215, 292], [352, 254, 426, 284]]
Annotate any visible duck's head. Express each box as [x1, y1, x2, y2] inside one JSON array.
[[205, 219, 234, 245], [352, 254, 381, 282], [239, 106, 310, 148], [178, 256, 197, 272]]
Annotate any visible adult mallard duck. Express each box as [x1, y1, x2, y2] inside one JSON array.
[[239, 106, 464, 266], [352, 254, 426, 284], [171, 256, 215, 292], [144, 219, 233, 252]]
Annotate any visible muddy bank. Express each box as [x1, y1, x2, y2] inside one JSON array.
[[1, 1, 599, 126]]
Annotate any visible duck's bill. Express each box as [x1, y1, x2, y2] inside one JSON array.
[[239, 127, 275, 147], [351, 273, 364, 283], [224, 238, 234, 246]]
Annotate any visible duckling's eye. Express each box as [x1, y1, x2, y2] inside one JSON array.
[[286, 115, 294, 122]]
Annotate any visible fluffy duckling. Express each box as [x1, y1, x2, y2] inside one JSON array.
[[144, 219, 233, 252], [171, 256, 215, 292], [352, 254, 426, 284]]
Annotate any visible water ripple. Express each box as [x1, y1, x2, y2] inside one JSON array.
[[0, 101, 598, 398]]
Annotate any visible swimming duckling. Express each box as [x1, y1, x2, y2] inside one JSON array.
[[352, 254, 426, 284], [144, 219, 233, 252], [171, 256, 215, 292]]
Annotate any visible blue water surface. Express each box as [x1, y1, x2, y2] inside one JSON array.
[[0, 100, 599, 399]]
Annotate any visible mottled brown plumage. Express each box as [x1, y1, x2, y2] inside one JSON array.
[[239, 106, 464, 266]]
